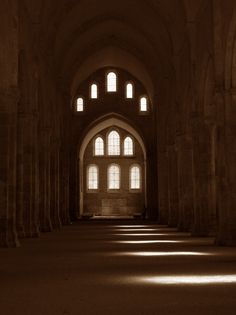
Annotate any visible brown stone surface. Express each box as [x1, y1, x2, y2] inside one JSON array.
[[0, 0, 236, 247]]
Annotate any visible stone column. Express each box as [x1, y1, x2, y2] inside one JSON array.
[[207, 123, 217, 235], [177, 135, 194, 231], [60, 150, 71, 225], [191, 119, 211, 236], [0, 90, 19, 247], [50, 140, 62, 229], [21, 112, 40, 238], [167, 144, 179, 226], [216, 90, 236, 245], [157, 150, 169, 224], [146, 147, 159, 220], [0, 0, 20, 247], [38, 128, 53, 232], [16, 113, 25, 237]]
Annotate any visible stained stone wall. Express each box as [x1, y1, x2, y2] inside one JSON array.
[[83, 127, 145, 216], [1, 0, 236, 246], [0, 0, 71, 247]]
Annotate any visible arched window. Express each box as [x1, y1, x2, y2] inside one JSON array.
[[76, 97, 84, 112], [107, 72, 117, 92], [140, 96, 148, 112], [91, 84, 98, 99], [87, 165, 99, 190], [126, 83, 133, 98], [124, 136, 134, 155], [130, 165, 141, 189], [108, 164, 120, 189], [94, 137, 104, 156], [108, 130, 120, 155]]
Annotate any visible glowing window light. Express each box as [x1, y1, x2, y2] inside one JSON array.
[[124, 137, 134, 156], [94, 137, 104, 156], [140, 96, 148, 111], [108, 131, 120, 156], [87, 165, 98, 190], [130, 165, 141, 189], [141, 275, 236, 285], [107, 72, 117, 92], [91, 84, 98, 99], [76, 97, 84, 112], [108, 164, 120, 189], [126, 83, 133, 98]]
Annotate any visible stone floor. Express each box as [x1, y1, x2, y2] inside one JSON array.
[[1, 220, 236, 315]]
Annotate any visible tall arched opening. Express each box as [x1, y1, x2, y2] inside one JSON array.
[[78, 117, 147, 217]]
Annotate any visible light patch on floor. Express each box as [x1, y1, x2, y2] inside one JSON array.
[[112, 240, 181, 244], [114, 251, 210, 256], [138, 275, 236, 285], [115, 228, 160, 232]]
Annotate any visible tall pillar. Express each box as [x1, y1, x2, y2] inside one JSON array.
[[0, 90, 19, 247], [216, 90, 236, 245], [167, 144, 179, 226], [21, 112, 40, 238], [191, 120, 211, 236], [157, 150, 169, 224], [177, 135, 194, 231], [16, 113, 25, 237], [38, 128, 53, 232], [207, 123, 217, 235], [0, 0, 20, 247], [60, 150, 71, 225], [50, 140, 62, 230], [146, 147, 159, 220]]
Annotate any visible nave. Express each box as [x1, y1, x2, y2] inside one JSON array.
[[1, 220, 236, 315]]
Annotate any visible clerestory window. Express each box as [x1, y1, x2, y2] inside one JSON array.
[[107, 72, 117, 92], [76, 97, 84, 112], [91, 83, 98, 99], [126, 83, 133, 99], [140, 96, 148, 112]]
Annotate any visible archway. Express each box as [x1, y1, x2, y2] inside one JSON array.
[[78, 116, 147, 217]]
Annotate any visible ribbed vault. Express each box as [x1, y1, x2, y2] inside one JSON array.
[[22, 0, 203, 95]]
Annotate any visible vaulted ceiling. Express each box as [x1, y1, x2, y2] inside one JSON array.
[[23, 0, 205, 97]]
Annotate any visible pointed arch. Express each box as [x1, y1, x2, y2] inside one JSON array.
[[78, 115, 147, 215]]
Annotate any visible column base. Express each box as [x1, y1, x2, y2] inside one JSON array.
[[16, 224, 25, 238], [215, 231, 236, 246], [24, 223, 40, 238], [51, 215, 62, 230], [40, 218, 53, 232], [0, 218, 20, 247], [0, 230, 20, 247], [191, 224, 209, 237], [61, 214, 71, 225]]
